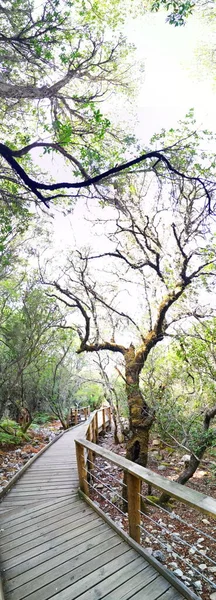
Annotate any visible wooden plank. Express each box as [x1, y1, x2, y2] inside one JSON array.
[[75, 557, 151, 600], [0, 517, 102, 571], [0, 500, 80, 536], [76, 438, 216, 518], [1, 512, 99, 558], [5, 528, 117, 591], [159, 589, 185, 600], [0, 432, 64, 501], [102, 565, 159, 600], [0, 503, 89, 542], [4, 523, 109, 581], [78, 491, 199, 600], [130, 575, 170, 599], [18, 545, 134, 600], [7, 534, 123, 600]]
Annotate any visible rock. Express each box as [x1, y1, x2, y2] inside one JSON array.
[[157, 466, 166, 471], [173, 569, 183, 578], [198, 563, 207, 571], [210, 593, 216, 600], [152, 439, 160, 446], [165, 544, 173, 553], [145, 537, 151, 543], [110, 495, 119, 505], [96, 484, 104, 489], [202, 518, 210, 525], [152, 550, 165, 562], [169, 562, 178, 569], [194, 581, 202, 592], [180, 454, 190, 465], [187, 570, 194, 577], [197, 537, 204, 544], [145, 547, 153, 555], [21, 452, 29, 459], [189, 546, 197, 555], [208, 567, 216, 574], [172, 533, 181, 542]]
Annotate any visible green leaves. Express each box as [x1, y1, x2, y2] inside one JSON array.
[[150, 0, 195, 26]]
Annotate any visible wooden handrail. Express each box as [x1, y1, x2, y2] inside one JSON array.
[[75, 436, 216, 520], [75, 409, 216, 599]]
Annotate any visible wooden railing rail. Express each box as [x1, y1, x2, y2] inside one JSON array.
[[69, 405, 90, 425], [75, 410, 216, 599], [75, 437, 216, 545]]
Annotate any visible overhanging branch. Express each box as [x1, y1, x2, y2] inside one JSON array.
[[0, 142, 214, 210]]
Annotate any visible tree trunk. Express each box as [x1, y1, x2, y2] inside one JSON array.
[[125, 345, 155, 468], [159, 406, 216, 504]]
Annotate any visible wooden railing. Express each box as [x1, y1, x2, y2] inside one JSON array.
[[68, 405, 91, 426], [76, 434, 216, 540], [75, 408, 216, 598]]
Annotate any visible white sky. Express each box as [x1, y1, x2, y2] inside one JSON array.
[[46, 9, 216, 247]]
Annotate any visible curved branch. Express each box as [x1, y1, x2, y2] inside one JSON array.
[[0, 143, 213, 210]]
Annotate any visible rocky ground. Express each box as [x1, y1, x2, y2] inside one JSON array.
[[90, 429, 216, 600], [0, 420, 62, 492]]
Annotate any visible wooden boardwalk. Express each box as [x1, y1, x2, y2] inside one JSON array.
[[0, 423, 188, 600]]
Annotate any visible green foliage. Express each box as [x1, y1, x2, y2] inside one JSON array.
[[32, 413, 53, 425], [0, 419, 30, 445], [141, 318, 216, 456], [150, 1, 195, 25]]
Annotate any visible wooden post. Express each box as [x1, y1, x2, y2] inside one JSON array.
[[75, 407, 78, 425], [88, 405, 90, 416], [84, 407, 87, 421], [87, 425, 94, 468], [95, 411, 98, 443], [75, 441, 89, 496], [127, 472, 141, 544], [102, 407, 106, 434], [108, 406, 111, 429]]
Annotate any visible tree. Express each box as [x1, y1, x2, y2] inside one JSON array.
[[0, 275, 66, 422], [0, 0, 141, 217], [149, 1, 215, 26], [43, 122, 216, 468], [139, 320, 216, 495]]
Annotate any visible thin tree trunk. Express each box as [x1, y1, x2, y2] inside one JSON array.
[[159, 405, 216, 504]]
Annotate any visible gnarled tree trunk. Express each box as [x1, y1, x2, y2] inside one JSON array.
[[125, 344, 155, 467]]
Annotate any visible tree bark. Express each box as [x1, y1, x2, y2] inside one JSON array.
[[124, 344, 155, 467]]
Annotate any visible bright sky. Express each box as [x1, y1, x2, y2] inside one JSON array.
[[50, 8, 216, 247], [124, 11, 216, 141]]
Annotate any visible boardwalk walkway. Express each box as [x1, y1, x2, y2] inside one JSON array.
[[0, 422, 187, 600]]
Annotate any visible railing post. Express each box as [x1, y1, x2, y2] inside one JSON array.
[[88, 405, 90, 417], [95, 411, 98, 443], [87, 424, 94, 469], [127, 472, 141, 544], [102, 407, 106, 434], [108, 406, 111, 429], [75, 441, 89, 496], [75, 407, 78, 425], [84, 407, 87, 421]]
